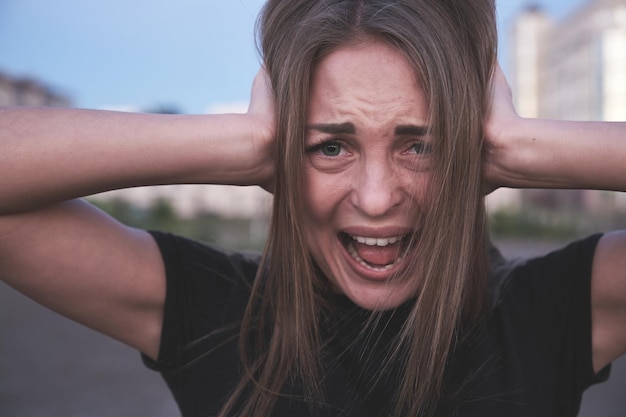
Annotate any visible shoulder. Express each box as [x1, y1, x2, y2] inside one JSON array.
[[490, 235, 603, 302], [471, 236, 609, 410], [488, 235, 603, 338], [149, 230, 262, 290], [144, 232, 262, 371]]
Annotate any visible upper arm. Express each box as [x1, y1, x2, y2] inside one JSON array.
[[591, 230, 626, 372], [0, 199, 165, 360]]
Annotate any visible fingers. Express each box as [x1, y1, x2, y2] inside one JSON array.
[[483, 63, 518, 194], [490, 64, 514, 111], [485, 63, 518, 139], [247, 68, 277, 192], [247, 67, 277, 141], [248, 67, 275, 117]]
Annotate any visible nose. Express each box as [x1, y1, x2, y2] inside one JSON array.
[[351, 159, 403, 218]]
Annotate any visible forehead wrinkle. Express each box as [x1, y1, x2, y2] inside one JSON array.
[[312, 75, 424, 131], [307, 40, 428, 136], [314, 83, 420, 120], [330, 100, 423, 136]]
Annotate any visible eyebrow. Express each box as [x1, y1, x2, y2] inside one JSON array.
[[306, 122, 355, 134], [395, 125, 429, 136], [306, 122, 429, 136]]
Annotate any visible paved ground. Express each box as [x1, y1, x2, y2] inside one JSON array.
[[1, 239, 624, 416]]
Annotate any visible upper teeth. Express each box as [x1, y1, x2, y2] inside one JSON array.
[[351, 235, 402, 247]]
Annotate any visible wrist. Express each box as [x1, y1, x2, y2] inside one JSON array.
[[485, 114, 537, 189], [245, 113, 275, 190], [212, 113, 274, 189]]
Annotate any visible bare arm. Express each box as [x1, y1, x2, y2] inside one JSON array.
[[0, 110, 273, 213], [0, 70, 275, 359], [484, 66, 626, 372]]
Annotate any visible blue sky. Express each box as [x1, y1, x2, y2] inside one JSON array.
[[0, 0, 589, 113]]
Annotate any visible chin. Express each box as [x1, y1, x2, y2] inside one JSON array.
[[336, 277, 418, 311]]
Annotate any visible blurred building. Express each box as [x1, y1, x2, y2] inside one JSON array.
[[495, 0, 626, 213], [511, 0, 626, 121], [0, 71, 71, 107]]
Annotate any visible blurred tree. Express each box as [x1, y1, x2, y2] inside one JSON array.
[[144, 103, 182, 114]]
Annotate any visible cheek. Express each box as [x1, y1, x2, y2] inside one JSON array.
[[303, 167, 349, 221], [303, 170, 321, 211], [402, 171, 431, 205], [300, 180, 334, 273]]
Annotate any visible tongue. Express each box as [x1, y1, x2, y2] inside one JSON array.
[[354, 242, 401, 266]]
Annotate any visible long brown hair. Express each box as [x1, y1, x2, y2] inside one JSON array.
[[221, 1, 497, 416]]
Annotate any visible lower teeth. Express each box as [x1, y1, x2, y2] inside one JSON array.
[[347, 242, 406, 272]]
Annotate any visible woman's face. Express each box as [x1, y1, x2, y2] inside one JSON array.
[[303, 39, 431, 310]]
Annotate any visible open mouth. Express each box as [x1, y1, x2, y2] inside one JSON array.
[[339, 232, 413, 272]]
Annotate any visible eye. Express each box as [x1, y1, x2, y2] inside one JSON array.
[[398, 139, 433, 172], [305, 140, 345, 157], [321, 142, 342, 156], [410, 141, 432, 155], [305, 139, 352, 171]]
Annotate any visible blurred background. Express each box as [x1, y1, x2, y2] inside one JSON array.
[[1, 0, 625, 416]]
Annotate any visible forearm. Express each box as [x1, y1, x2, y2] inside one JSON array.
[[487, 117, 626, 192], [0, 107, 271, 213]]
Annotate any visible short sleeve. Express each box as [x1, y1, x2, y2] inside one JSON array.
[[141, 231, 260, 374], [500, 234, 609, 413]]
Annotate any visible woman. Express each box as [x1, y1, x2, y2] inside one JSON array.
[[1, 0, 625, 416]]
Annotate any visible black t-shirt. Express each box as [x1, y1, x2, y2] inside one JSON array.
[[143, 232, 610, 416]]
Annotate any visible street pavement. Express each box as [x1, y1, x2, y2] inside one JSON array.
[[1, 240, 625, 416]]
